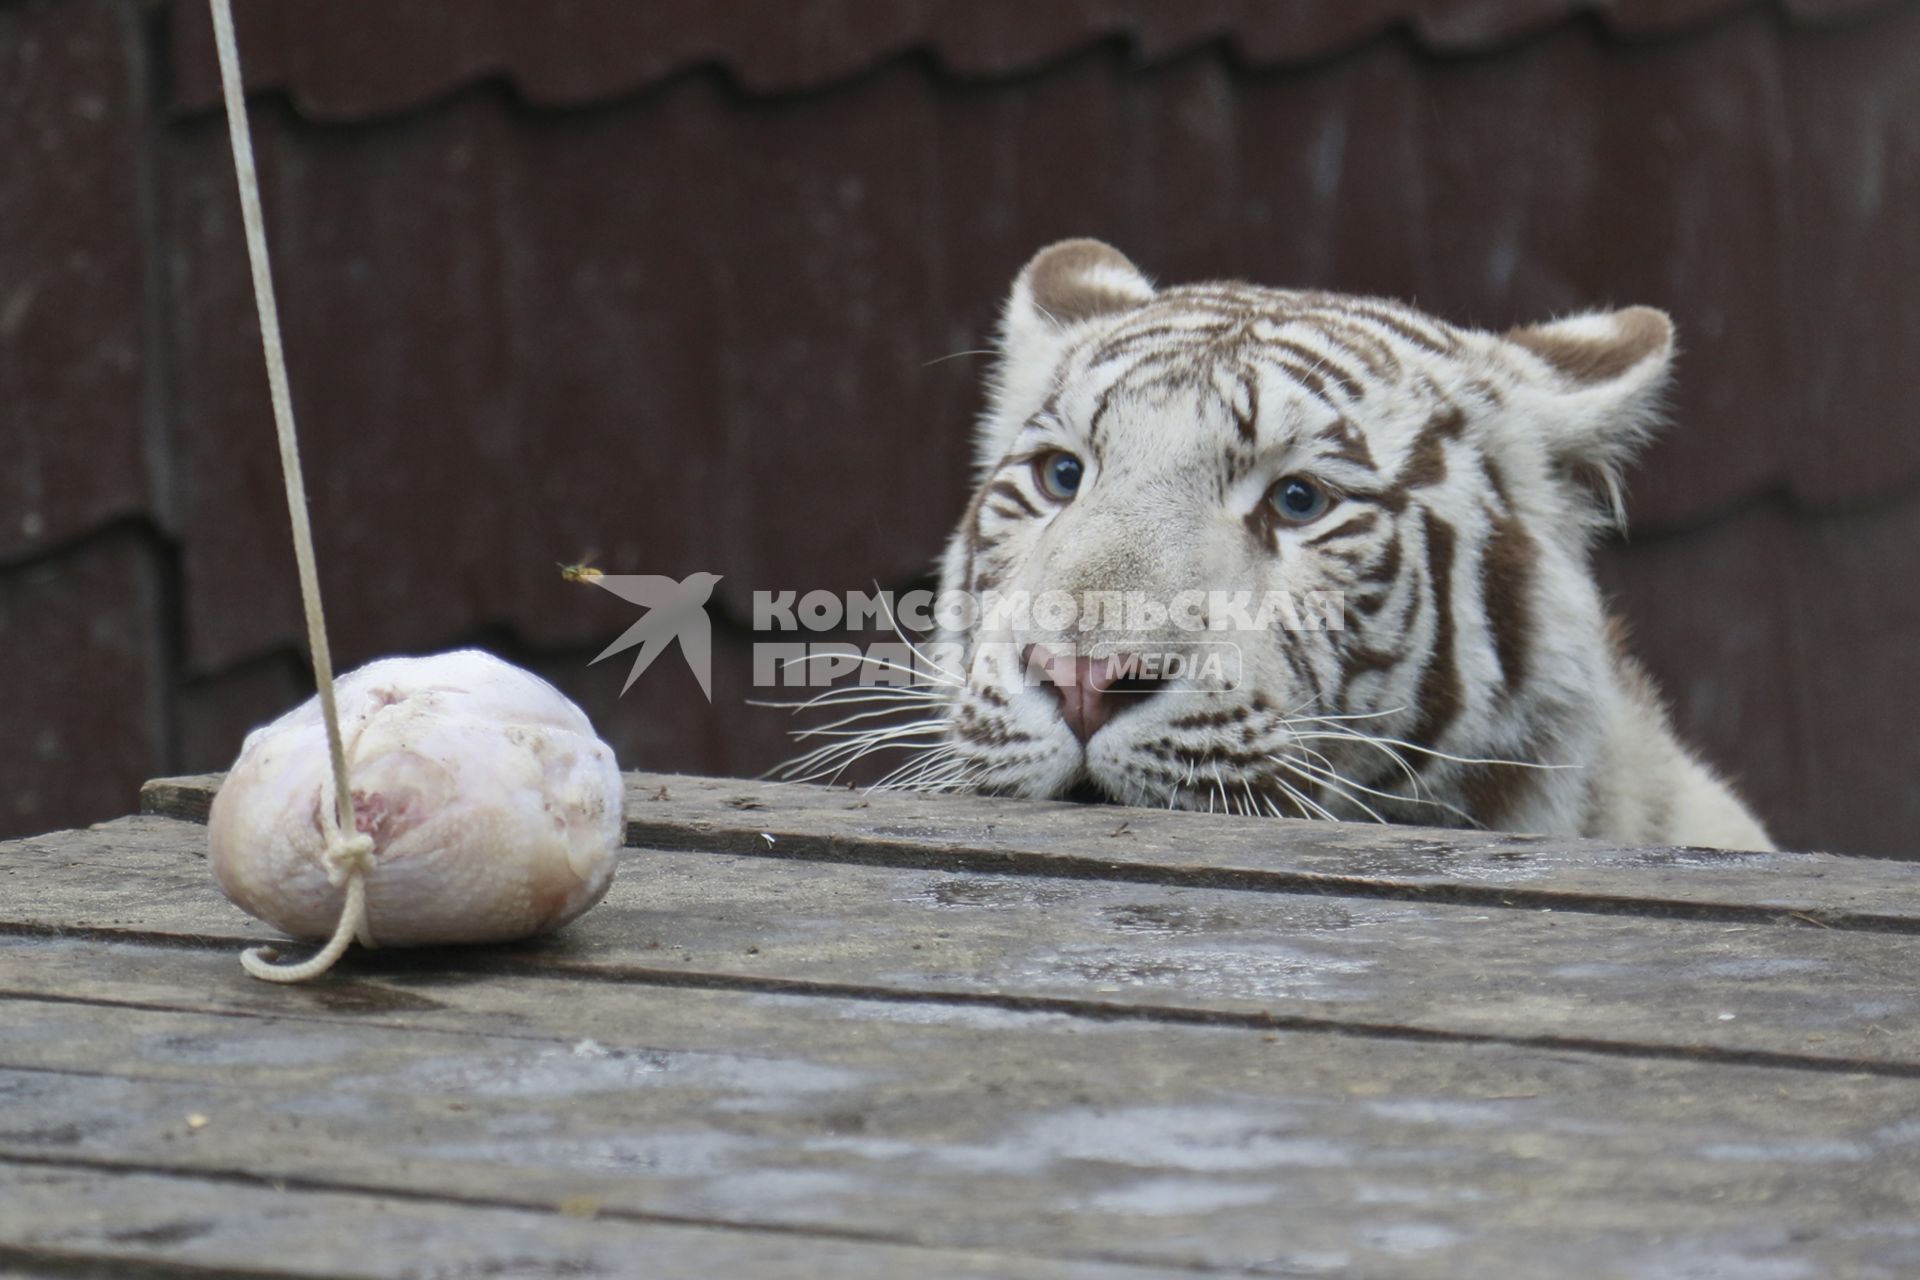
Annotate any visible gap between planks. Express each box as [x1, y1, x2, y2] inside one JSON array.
[[140, 773, 1920, 934], [0, 1155, 1195, 1280], [0, 1241, 313, 1280], [2, 928, 1916, 1082], [0, 1151, 1145, 1274], [15, 811, 1920, 1077], [4, 959, 1917, 1277]]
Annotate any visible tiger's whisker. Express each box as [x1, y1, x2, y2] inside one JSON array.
[[1287, 730, 1575, 771], [1277, 752, 1477, 826], [1270, 757, 1387, 824]]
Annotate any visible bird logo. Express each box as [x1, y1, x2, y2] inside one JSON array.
[[580, 571, 724, 699]]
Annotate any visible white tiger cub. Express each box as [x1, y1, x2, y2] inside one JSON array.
[[930, 239, 1773, 850]]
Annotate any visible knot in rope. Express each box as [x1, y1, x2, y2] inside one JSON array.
[[323, 832, 377, 887]]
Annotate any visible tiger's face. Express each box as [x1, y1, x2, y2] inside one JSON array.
[[932, 240, 1675, 828]]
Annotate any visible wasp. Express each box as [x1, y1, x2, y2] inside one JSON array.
[[557, 551, 604, 585]]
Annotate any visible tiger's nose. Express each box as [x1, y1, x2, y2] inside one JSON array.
[[1025, 644, 1170, 744]]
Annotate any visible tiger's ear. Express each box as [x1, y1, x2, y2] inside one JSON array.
[[1006, 238, 1156, 339], [979, 240, 1155, 471], [1502, 306, 1676, 528]]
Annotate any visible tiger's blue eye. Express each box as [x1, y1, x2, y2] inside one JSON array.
[[1036, 452, 1084, 501], [1268, 476, 1332, 524]]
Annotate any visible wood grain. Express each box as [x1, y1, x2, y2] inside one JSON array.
[[143, 771, 1920, 926], [2, 934, 1918, 1277], [11, 810, 1920, 1069], [0, 1160, 1162, 1280], [10, 781, 1919, 1275], [0, 539, 166, 841]]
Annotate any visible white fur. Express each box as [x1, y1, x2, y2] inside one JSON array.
[[927, 241, 1772, 851]]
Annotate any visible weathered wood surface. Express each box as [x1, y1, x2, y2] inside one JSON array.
[[5, 935, 1920, 1278], [146, 771, 1920, 925], [1, 773, 1916, 1276], [0, 1163, 1161, 1280], [17, 813, 1920, 1071]]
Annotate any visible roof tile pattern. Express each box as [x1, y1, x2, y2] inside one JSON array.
[[2, 0, 1915, 852], [168, 1, 1895, 117]]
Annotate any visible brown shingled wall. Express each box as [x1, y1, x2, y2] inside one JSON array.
[[3, 0, 1915, 853]]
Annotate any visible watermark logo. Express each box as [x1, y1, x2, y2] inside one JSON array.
[[582, 577, 1338, 697], [749, 639, 1245, 692], [587, 572, 723, 699], [752, 588, 1343, 635]]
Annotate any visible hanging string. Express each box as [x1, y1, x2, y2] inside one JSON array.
[[209, 0, 376, 982]]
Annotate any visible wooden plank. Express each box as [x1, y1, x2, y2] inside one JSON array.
[[162, 0, 1910, 119], [0, 0, 155, 561], [164, 96, 521, 672], [1, 936, 1917, 1277], [143, 771, 1920, 925], [8, 816, 1920, 1071], [0, 539, 166, 841], [0, 1162, 1158, 1280]]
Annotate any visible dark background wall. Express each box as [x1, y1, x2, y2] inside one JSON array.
[[2, 0, 1915, 854]]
